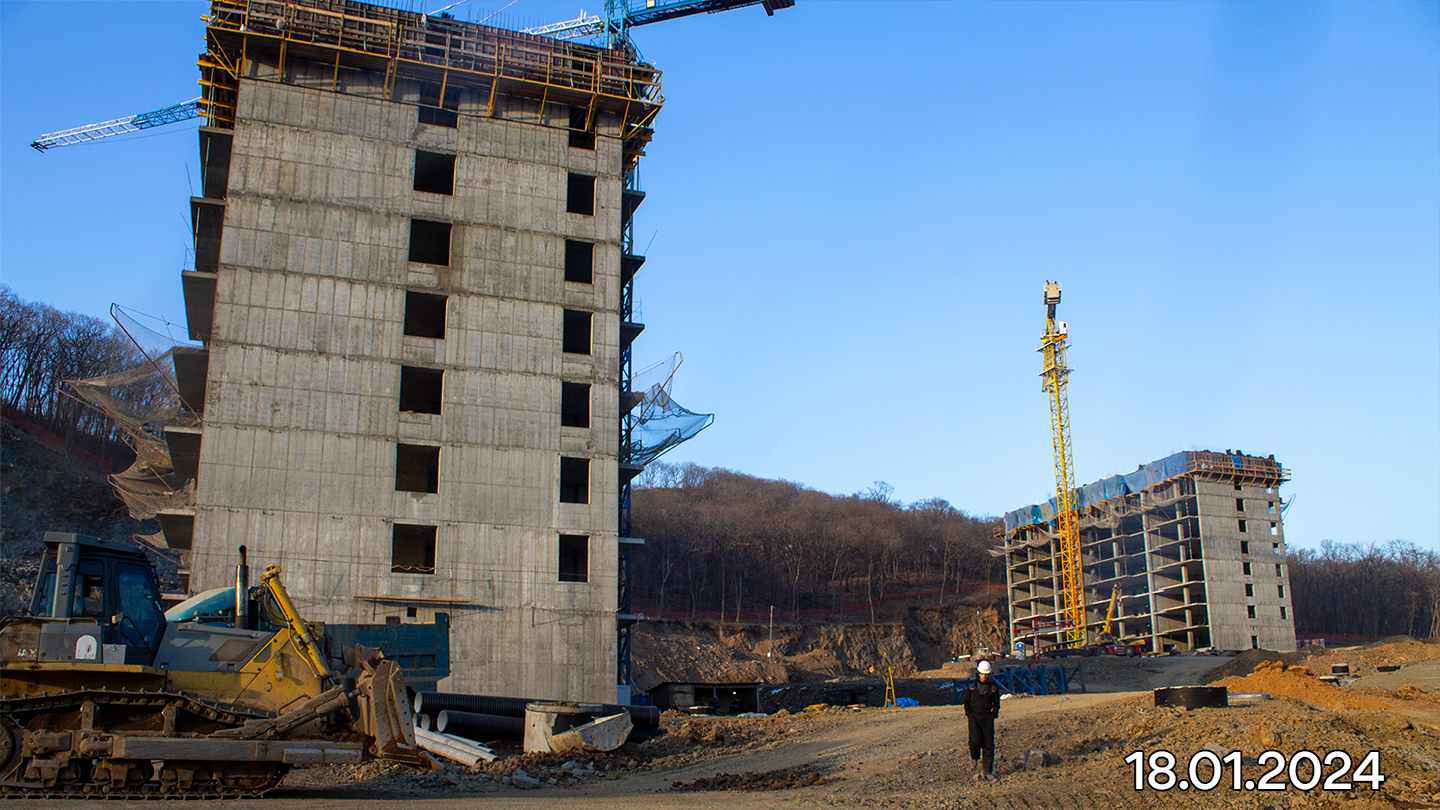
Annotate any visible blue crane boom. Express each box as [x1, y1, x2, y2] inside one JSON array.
[[630, 0, 794, 27], [523, 0, 793, 44], [30, 98, 201, 152]]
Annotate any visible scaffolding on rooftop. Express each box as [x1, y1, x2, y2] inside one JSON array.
[[199, 0, 663, 162]]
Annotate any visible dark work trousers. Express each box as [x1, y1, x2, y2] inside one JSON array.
[[967, 716, 996, 773]]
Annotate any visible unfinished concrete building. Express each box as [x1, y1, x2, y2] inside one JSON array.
[[163, 0, 664, 702], [1002, 451, 1296, 653]]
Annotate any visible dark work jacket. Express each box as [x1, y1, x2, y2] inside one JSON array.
[[962, 678, 1001, 719]]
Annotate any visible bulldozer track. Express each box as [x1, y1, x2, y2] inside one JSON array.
[[1, 687, 268, 726], [1, 688, 286, 800]]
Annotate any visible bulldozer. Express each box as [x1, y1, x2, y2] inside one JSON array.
[[0, 532, 426, 799]]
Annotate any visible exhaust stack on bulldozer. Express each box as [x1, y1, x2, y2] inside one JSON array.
[[0, 532, 438, 799]]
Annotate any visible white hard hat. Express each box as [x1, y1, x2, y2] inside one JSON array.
[[978, 660, 992, 674]]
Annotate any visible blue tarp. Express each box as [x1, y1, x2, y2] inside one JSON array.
[[1003, 451, 1199, 532]]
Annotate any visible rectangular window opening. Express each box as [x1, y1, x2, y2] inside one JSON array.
[[414, 150, 456, 195], [1235, 497, 1245, 511], [418, 82, 460, 127], [395, 443, 440, 493], [1280, 606, 1287, 620], [1238, 519, 1247, 533], [1269, 523, 1278, 536], [1277, 584, 1285, 598], [399, 366, 444, 415], [1234, 480, 1242, 491], [409, 219, 452, 266], [391, 524, 436, 574], [559, 534, 589, 582], [566, 172, 595, 216], [1245, 583, 1254, 597], [568, 106, 595, 150], [1251, 635, 1258, 649], [1242, 561, 1252, 576], [561, 381, 591, 428], [1247, 605, 1256, 619], [404, 290, 448, 339], [563, 309, 592, 355], [1275, 563, 1283, 577], [564, 239, 594, 284], [559, 456, 589, 504]]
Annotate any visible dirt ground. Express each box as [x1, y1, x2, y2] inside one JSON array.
[[22, 640, 1440, 809]]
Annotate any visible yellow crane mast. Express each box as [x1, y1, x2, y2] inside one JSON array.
[[1039, 281, 1087, 646]]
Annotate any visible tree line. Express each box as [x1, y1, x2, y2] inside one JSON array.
[[0, 285, 146, 449], [630, 462, 1002, 623], [1287, 540, 1440, 641], [633, 463, 1440, 642]]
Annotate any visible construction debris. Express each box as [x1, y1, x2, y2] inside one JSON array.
[[547, 713, 635, 754], [413, 727, 497, 768], [524, 703, 634, 754]]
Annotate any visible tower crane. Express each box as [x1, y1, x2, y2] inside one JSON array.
[[29, 0, 795, 152], [1039, 281, 1087, 647]]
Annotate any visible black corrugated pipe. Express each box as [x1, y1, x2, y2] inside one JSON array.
[[412, 692, 659, 729], [413, 692, 529, 718], [436, 710, 524, 740]]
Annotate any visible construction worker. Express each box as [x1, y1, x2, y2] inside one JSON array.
[[961, 659, 1001, 780]]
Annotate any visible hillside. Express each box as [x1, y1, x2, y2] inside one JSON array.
[[0, 415, 152, 614]]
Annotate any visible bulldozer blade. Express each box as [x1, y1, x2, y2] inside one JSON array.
[[355, 656, 423, 764]]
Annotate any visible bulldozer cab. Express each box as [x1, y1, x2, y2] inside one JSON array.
[[24, 531, 166, 662]]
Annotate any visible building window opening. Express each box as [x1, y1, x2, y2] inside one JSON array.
[[1247, 605, 1256, 619], [559, 456, 589, 503], [561, 381, 590, 428], [404, 291, 448, 338], [396, 443, 440, 493], [1240, 541, 1249, 555], [399, 366, 444, 414], [563, 309, 592, 355], [392, 524, 436, 574], [559, 534, 589, 582], [1270, 523, 1278, 536], [1243, 562, 1252, 576], [409, 219, 452, 266], [414, 150, 456, 195], [1278, 584, 1285, 598], [568, 106, 595, 150], [565, 239, 594, 284], [1275, 563, 1283, 577], [1235, 497, 1245, 511], [418, 82, 459, 127], [406, 606, 418, 618], [1245, 583, 1254, 597], [1251, 635, 1258, 649], [1238, 519, 1247, 533], [1280, 606, 1287, 620], [566, 172, 595, 215]]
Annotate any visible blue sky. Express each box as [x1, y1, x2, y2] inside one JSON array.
[[2, 1, 1436, 549]]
